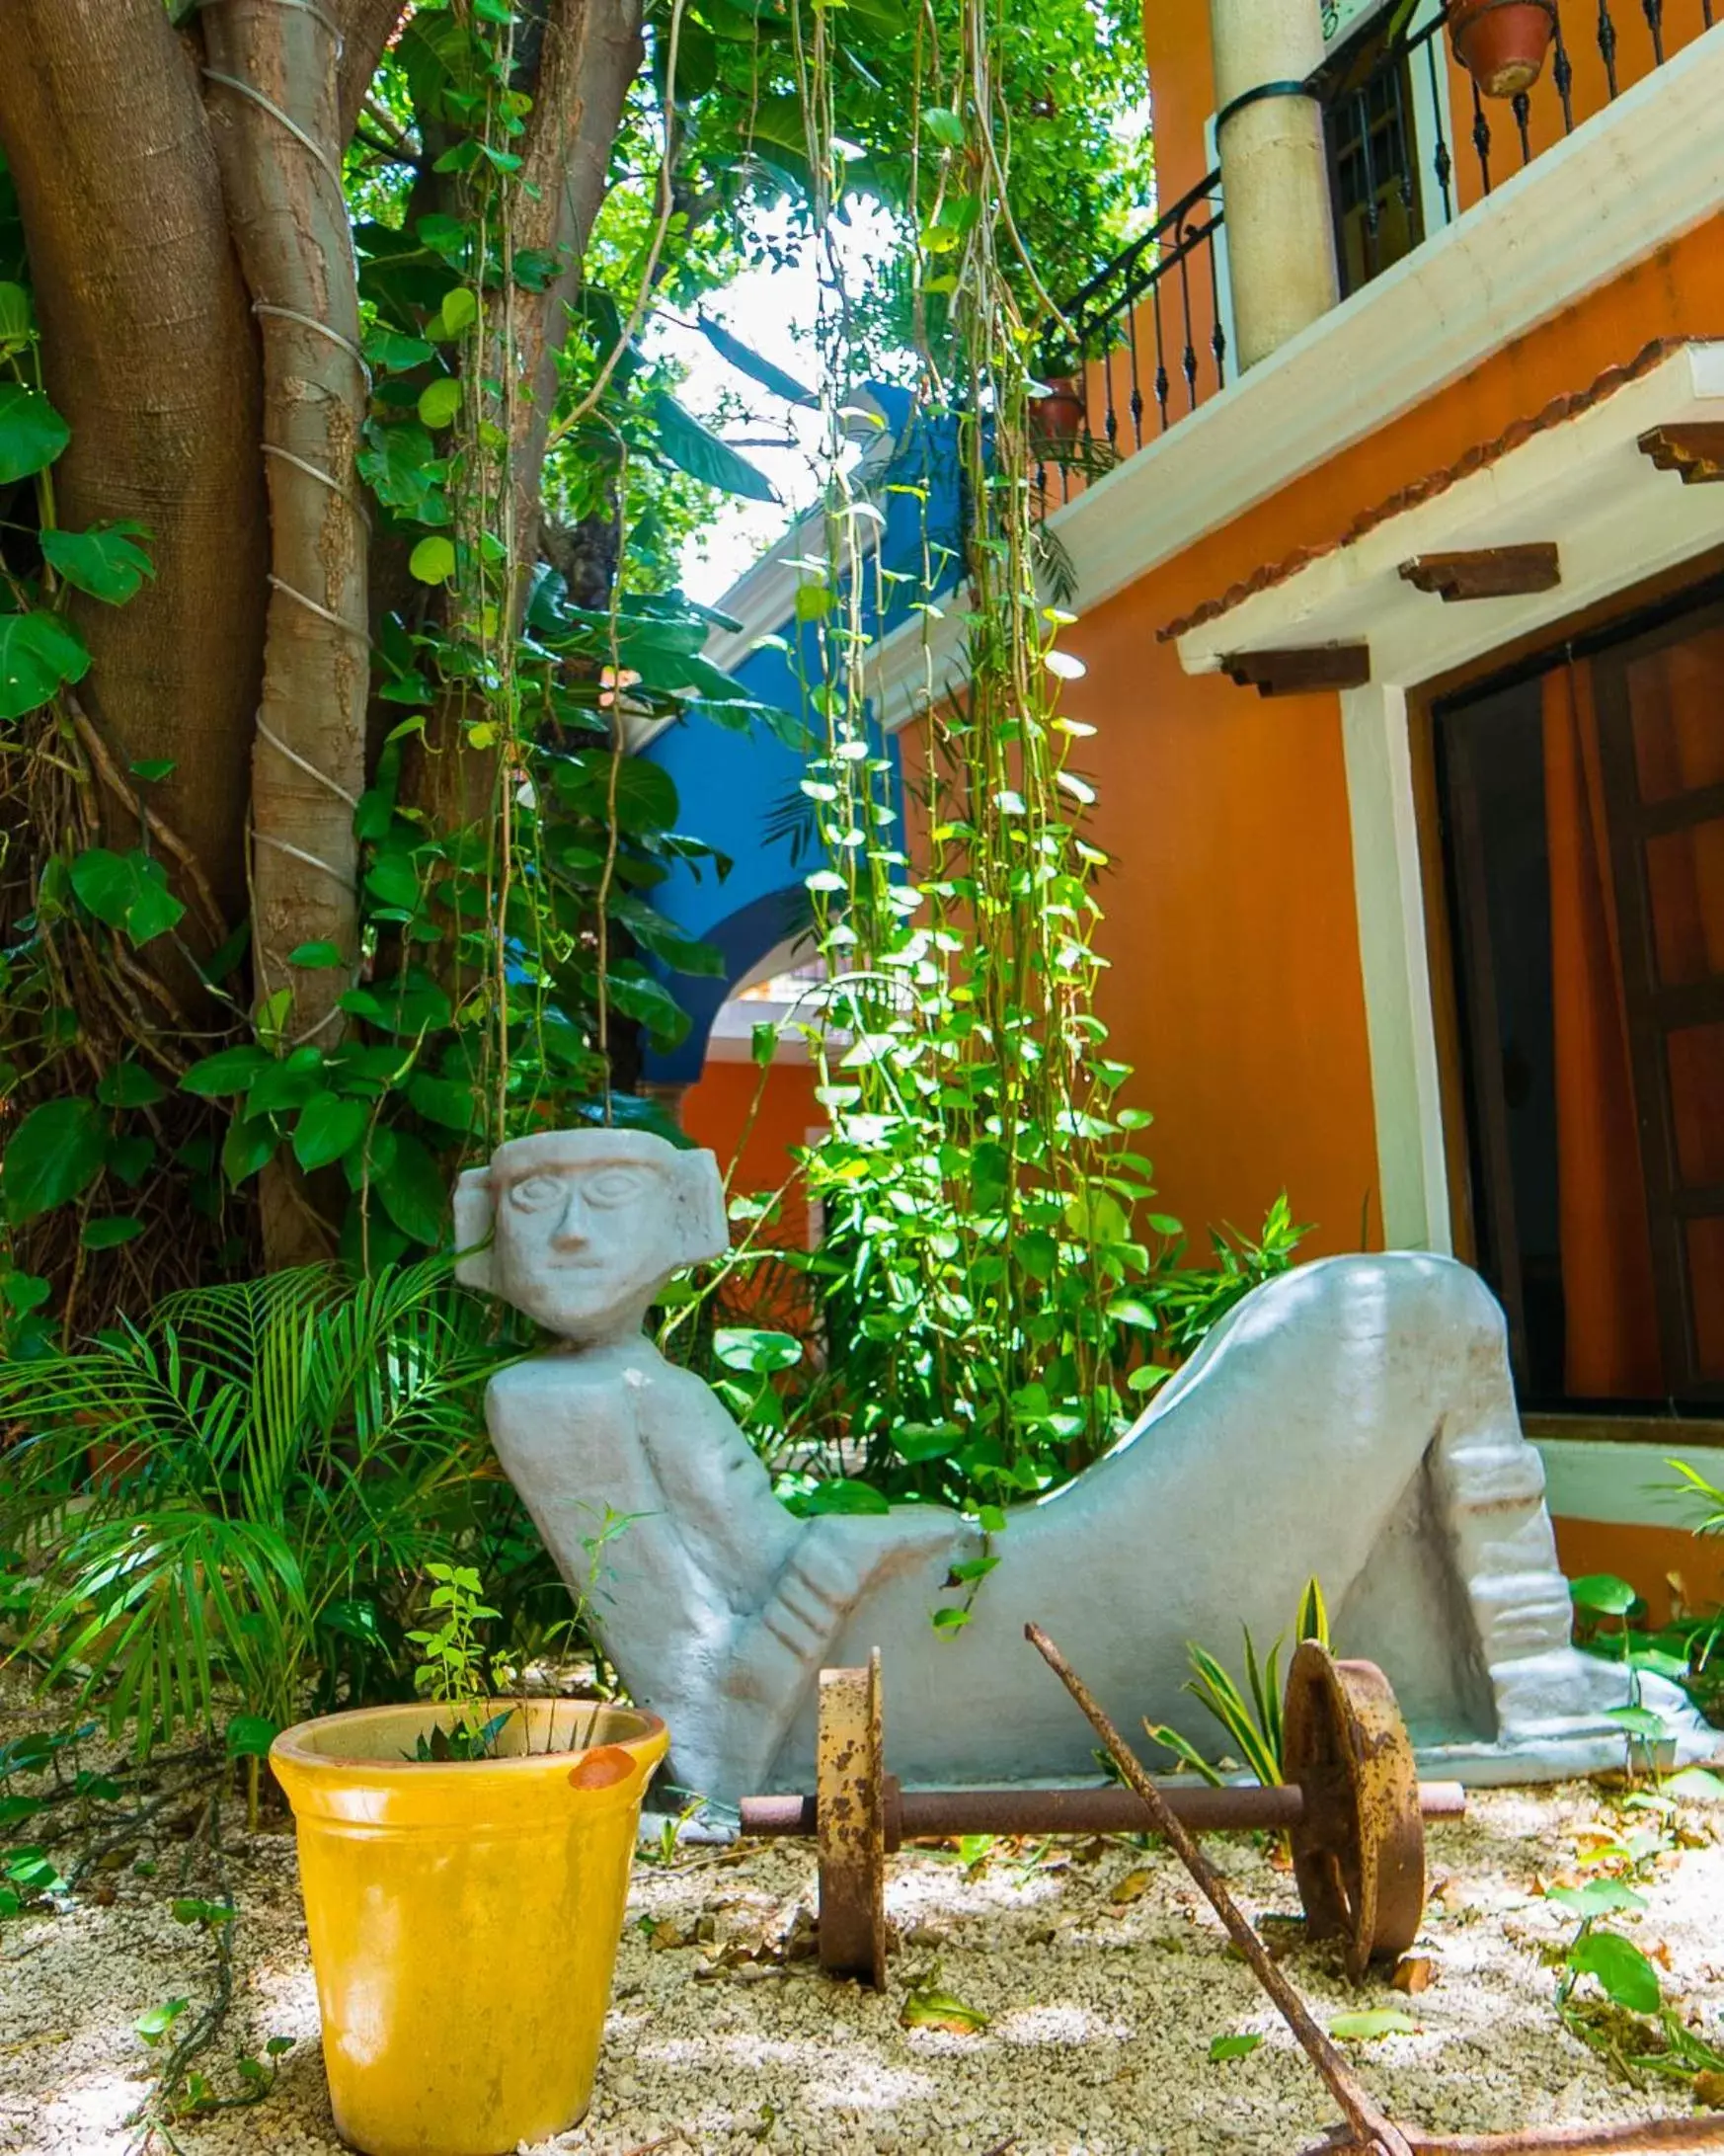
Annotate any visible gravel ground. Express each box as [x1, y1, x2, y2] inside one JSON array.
[[5, 1740, 1724, 2156]]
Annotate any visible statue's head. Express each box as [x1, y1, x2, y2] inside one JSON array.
[[453, 1129, 729, 1343]]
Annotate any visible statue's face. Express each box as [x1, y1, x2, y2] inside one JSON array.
[[492, 1147, 683, 1341]]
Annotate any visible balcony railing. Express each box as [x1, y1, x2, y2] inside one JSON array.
[[1038, 173, 1226, 506], [1042, 0, 1715, 503]]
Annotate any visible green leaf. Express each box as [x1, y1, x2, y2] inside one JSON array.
[[1605, 1705, 1669, 1739], [68, 847, 185, 944], [1209, 2034, 1264, 2063], [97, 1061, 167, 1110], [357, 420, 444, 520], [39, 522, 155, 604], [409, 535, 456, 585], [292, 1091, 369, 1172], [1665, 1767, 1724, 1802], [647, 392, 780, 504], [221, 1116, 277, 1187], [1545, 1880, 1648, 1919], [364, 851, 422, 911], [182, 1046, 277, 1098], [1568, 1930, 1661, 2015], [429, 285, 478, 338], [129, 758, 176, 783], [694, 313, 818, 406], [134, 1999, 190, 2045], [367, 1127, 445, 1245], [364, 327, 435, 373], [0, 282, 34, 355], [922, 108, 966, 148], [713, 1326, 804, 1374], [80, 1216, 144, 1250], [1570, 1573, 1637, 1616], [0, 382, 69, 485], [0, 610, 91, 722], [224, 1715, 279, 1760], [288, 940, 343, 969], [417, 377, 462, 429], [3, 1097, 107, 1224], [805, 1477, 891, 1516], [405, 1074, 480, 1133], [899, 1983, 988, 2034], [1329, 2010, 1418, 2042]]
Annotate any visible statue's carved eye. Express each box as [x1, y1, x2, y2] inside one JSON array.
[[508, 1173, 566, 1213], [583, 1166, 650, 1208]]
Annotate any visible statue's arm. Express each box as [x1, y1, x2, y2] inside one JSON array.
[[634, 1360, 802, 1606]]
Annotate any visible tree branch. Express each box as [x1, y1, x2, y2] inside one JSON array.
[[333, 0, 409, 147]]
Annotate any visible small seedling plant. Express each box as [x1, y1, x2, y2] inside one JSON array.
[[406, 1563, 513, 1761]]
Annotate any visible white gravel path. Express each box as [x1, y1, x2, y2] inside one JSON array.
[[5, 1766, 1724, 2155]]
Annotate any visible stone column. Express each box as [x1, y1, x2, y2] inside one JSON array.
[[1209, 0, 1341, 370]]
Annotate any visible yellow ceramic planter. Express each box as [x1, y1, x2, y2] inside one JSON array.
[[272, 1699, 667, 2156]]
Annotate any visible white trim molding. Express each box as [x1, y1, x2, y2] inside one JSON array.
[[1536, 1440, 1724, 1530], [1342, 682, 1452, 1252]]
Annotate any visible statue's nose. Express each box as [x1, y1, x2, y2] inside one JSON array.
[[550, 1191, 590, 1249]]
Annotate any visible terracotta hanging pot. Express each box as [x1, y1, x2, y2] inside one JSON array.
[[1029, 374, 1086, 443], [1447, 0, 1557, 99]]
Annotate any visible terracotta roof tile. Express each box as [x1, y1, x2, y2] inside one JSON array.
[[1156, 337, 1695, 644]]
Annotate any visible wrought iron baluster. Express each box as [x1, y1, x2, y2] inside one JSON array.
[[1597, 0, 1620, 97], [1356, 84, 1381, 282], [1470, 75, 1493, 196], [1207, 216, 1227, 390], [1704, 0, 1714, 30], [1424, 33, 1454, 224], [1150, 277, 1170, 433], [1551, 7, 1575, 130], [1102, 341, 1120, 456], [1512, 88, 1532, 162], [1643, 0, 1665, 61], [1390, 63, 1414, 218], [1125, 303, 1145, 451], [1176, 241, 1199, 411]]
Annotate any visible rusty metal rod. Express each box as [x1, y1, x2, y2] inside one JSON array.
[[742, 1779, 1466, 1843], [1304, 2120, 1724, 2155], [1025, 1622, 1416, 2156]]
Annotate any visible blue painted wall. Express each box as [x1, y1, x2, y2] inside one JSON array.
[[642, 390, 962, 1081]]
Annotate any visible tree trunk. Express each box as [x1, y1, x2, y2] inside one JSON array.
[[0, 0, 267, 937], [202, 1, 371, 1264], [509, 0, 645, 579]]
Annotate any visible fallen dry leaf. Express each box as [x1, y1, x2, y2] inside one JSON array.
[[1110, 1869, 1152, 1905], [1694, 2071, 1724, 2111], [1392, 1956, 1435, 1995]]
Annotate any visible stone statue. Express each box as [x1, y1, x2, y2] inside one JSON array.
[[458, 1129, 1711, 1813]]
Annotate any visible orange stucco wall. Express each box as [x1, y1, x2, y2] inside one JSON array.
[[680, 1057, 824, 1247], [1552, 1517, 1724, 1630]]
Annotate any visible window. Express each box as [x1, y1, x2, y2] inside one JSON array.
[[1320, 13, 1426, 294]]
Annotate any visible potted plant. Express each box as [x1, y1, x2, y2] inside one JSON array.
[[1446, 0, 1557, 99], [1029, 370, 1087, 444], [271, 1564, 667, 2156]]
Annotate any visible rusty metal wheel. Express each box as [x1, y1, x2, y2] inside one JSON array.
[[816, 1648, 888, 1988], [1283, 1640, 1426, 1981]]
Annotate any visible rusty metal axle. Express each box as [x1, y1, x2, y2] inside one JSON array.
[[743, 1776, 1466, 1846]]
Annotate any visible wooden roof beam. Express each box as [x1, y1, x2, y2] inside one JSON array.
[[1638, 422, 1724, 484], [1217, 643, 1371, 696], [1397, 543, 1561, 601]]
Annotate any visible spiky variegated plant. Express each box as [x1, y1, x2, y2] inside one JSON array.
[[0, 1257, 522, 1754], [1143, 1576, 1330, 1788]]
